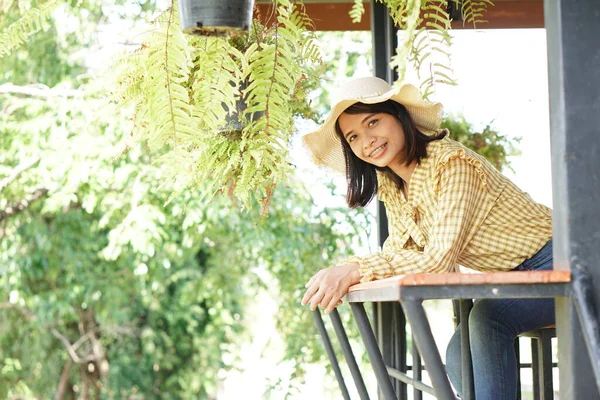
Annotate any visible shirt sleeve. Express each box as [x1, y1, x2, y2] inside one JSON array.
[[348, 155, 490, 283]]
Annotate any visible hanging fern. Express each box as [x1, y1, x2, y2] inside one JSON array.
[[113, 0, 321, 212], [349, 0, 365, 24], [349, 0, 492, 97], [143, 7, 195, 150], [462, 0, 493, 27], [410, 1, 456, 98], [0, 0, 59, 58]]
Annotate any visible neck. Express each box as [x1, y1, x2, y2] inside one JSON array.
[[389, 160, 417, 186]]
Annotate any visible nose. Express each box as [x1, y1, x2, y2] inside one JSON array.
[[363, 135, 376, 150]]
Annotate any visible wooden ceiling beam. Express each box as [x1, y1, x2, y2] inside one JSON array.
[[255, 1, 544, 31]]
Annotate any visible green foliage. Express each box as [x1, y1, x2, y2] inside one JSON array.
[[112, 1, 321, 212], [349, 0, 365, 23], [410, 2, 454, 98], [443, 113, 521, 171], [349, 0, 492, 97], [0, 80, 364, 397], [0, 0, 59, 58], [462, 0, 494, 26]]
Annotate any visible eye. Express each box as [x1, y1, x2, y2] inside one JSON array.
[[348, 134, 357, 143], [368, 118, 378, 128]]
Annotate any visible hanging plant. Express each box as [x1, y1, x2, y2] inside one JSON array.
[[350, 0, 493, 97], [111, 0, 321, 212], [177, 0, 254, 35]]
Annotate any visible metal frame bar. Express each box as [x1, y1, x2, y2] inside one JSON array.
[[391, 303, 407, 399], [537, 330, 554, 399], [312, 309, 352, 400], [411, 336, 423, 400], [571, 264, 600, 393], [329, 308, 371, 400], [515, 339, 522, 400], [459, 299, 474, 400], [400, 300, 457, 400], [400, 283, 571, 301], [351, 303, 398, 400], [530, 338, 539, 400], [347, 282, 570, 303], [387, 366, 434, 396]]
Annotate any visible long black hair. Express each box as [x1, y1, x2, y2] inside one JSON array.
[[334, 100, 446, 208]]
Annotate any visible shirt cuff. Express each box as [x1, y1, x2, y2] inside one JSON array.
[[344, 255, 375, 283]]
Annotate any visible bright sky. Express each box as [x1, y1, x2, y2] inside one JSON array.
[[432, 29, 552, 207]]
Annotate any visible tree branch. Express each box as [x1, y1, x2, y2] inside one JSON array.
[[0, 188, 49, 222], [56, 359, 73, 400], [0, 157, 40, 194], [51, 329, 97, 364], [0, 83, 82, 98]]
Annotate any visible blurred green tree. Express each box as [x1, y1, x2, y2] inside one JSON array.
[[0, 2, 366, 398]]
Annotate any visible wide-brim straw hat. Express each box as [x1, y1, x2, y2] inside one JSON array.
[[302, 76, 444, 174]]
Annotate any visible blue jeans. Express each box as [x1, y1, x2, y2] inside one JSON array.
[[445, 240, 554, 400]]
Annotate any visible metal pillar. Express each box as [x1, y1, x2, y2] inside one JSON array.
[[312, 310, 352, 400], [371, 2, 407, 399], [544, 0, 600, 398], [330, 309, 371, 400], [352, 303, 399, 400]]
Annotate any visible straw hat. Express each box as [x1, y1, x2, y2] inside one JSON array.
[[302, 76, 444, 173]]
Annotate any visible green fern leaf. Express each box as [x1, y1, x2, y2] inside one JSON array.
[[349, 0, 365, 23], [0, 0, 59, 58]]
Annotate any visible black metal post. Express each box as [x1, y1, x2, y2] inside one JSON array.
[[515, 339, 522, 400], [387, 366, 435, 396], [411, 335, 423, 400], [329, 308, 371, 400], [401, 300, 457, 400], [572, 264, 600, 393], [537, 331, 554, 400], [312, 310, 352, 400], [351, 302, 398, 400], [371, 3, 406, 398], [544, 0, 600, 398], [459, 300, 474, 400]]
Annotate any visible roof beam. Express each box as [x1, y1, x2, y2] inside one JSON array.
[[256, 1, 544, 31]]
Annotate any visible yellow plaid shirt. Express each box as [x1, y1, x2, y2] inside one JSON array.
[[347, 135, 553, 283]]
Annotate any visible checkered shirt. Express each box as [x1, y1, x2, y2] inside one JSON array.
[[346, 135, 553, 283]]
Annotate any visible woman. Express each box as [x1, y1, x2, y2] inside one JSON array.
[[300, 76, 554, 399]]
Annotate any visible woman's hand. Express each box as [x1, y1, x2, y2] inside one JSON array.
[[301, 263, 362, 314]]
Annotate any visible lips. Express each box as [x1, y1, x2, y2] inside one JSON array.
[[369, 143, 387, 158]]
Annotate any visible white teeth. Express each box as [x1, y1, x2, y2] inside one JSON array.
[[369, 143, 386, 157]]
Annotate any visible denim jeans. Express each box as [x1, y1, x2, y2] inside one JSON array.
[[445, 240, 554, 400]]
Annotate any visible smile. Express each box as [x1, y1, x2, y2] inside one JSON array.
[[369, 143, 387, 158]]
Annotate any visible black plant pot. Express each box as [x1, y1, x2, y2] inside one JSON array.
[[222, 80, 264, 136], [177, 0, 254, 36]]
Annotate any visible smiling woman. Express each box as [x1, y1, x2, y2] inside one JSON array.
[[335, 100, 446, 208], [300, 76, 554, 399]]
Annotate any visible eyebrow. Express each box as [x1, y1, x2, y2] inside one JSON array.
[[344, 113, 376, 140]]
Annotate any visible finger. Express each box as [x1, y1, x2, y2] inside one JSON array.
[[325, 295, 341, 314], [301, 283, 319, 306], [309, 288, 326, 311], [319, 291, 334, 309], [305, 271, 320, 288]]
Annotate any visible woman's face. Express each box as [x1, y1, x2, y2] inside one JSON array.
[[337, 111, 407, 170]]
